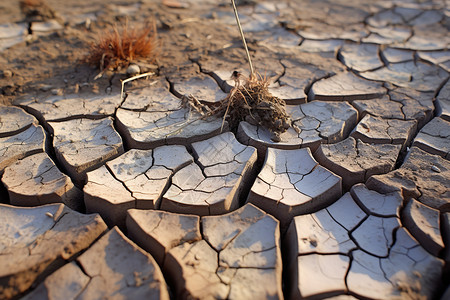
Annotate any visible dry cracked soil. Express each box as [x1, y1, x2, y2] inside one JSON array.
[[0, 0, 450, 299]]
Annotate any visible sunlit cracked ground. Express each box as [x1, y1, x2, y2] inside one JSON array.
[[0, 0, 449, 299]]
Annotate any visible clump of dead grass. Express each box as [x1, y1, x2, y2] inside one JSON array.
[[84, 21, 159, 74], [218, 73, 291, 138], [181, 73, 292, 141]]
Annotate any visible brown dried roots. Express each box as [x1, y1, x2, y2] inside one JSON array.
[[84, 22, 159, 72], [183, 73, 292, 142], [219, 74, 291, 140]]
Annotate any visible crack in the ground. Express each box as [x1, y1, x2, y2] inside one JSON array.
[[28, 211, 69, 255], [1, 1, 449, 299], [103, 163, 136, 202]]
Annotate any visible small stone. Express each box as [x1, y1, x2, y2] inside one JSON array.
[[271, 132, 281, 142], [51, 88, 62, 95], [431, 165, 441, 173], [127, 64, 140, 75], [2, 70, 12, 78]]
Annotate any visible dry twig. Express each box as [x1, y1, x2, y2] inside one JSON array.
[[231, 0, 254, 78]]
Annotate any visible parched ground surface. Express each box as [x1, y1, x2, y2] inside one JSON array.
[[1, 0, 450, 299]]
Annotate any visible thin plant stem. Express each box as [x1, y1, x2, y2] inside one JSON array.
[[120, 71, 155, 100], [231, 0, 254, 77]]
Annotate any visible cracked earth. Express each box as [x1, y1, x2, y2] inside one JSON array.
[[0, 0, 449, 299]]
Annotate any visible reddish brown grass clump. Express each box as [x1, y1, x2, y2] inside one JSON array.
[[85, 22, 159, 72]]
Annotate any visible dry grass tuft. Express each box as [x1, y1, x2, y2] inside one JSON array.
[[218, 73, 291, 139], [182, 73, 292, 141], [85, 21, 159, 73]]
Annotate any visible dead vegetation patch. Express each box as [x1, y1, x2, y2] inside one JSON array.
[[220, 73, 291, 139], [84, 22, 159, 74], [183, 73, 292, 141]]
